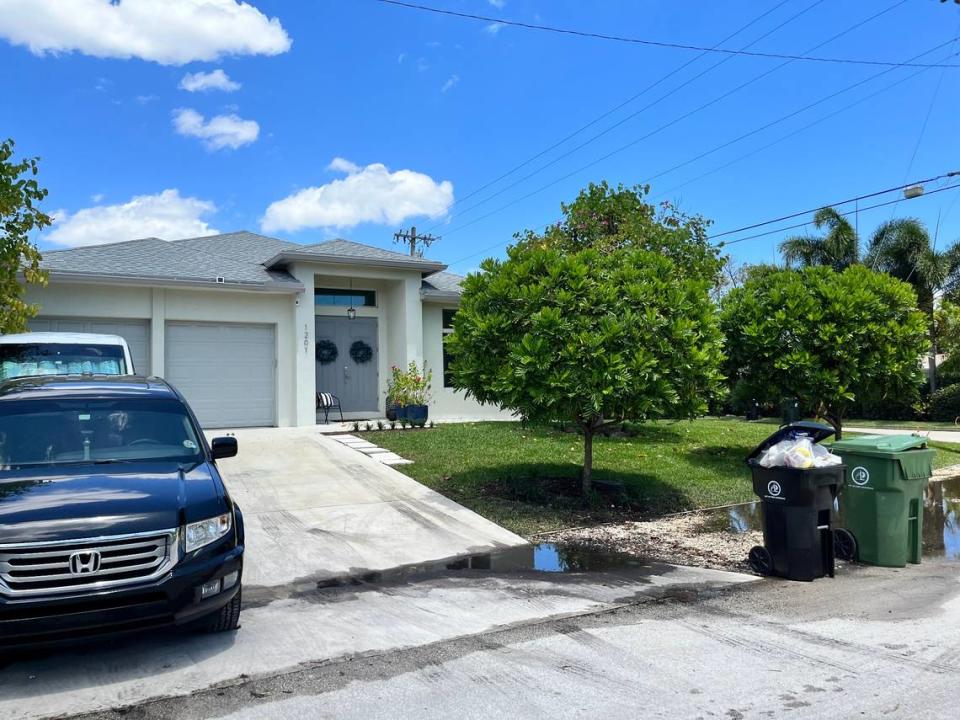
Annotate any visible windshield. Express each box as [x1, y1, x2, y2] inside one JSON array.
[[0, 343, 127, 380], [0, 398, 203, 469]]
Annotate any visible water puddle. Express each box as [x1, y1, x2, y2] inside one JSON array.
[[447, 542, 653, 575], [691, 476, 960, 560]]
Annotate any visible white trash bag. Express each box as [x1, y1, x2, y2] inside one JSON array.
[[758, 434, 841, 468]]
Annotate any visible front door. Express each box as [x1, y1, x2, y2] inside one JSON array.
[[315, 317, 379, 414]]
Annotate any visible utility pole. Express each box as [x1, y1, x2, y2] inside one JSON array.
[[393, 226, 440, 258]]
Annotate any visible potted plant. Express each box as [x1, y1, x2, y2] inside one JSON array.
[[386, 362, 432, 426]]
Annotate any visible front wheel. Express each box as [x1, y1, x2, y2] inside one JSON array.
[[748, 545, 773, 576], [833, 528, 857, 562], [202, 588, 242, 633]]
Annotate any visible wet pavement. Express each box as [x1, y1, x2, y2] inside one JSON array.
[[689, 475, 960, 559]]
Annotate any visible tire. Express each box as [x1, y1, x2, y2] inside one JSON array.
[[203, 587, 242, 633], [833, 528, 858, 563], [748, 545, 773, 576]]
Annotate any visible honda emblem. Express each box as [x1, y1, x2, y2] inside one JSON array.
[[69, 551, 102, 575]]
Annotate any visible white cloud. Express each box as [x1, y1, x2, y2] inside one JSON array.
[[441, 74, 459, 93], [172, 107, 259, 150], [261, 158, 454, 233], [397, 52, 406, 64], [46, 189, 218, 248], [0, 0, 291, 65], [484, 23, 504, 35], [90, 193, 104, 203], [488, 0, 506, 7], [179, 68, 240, 92]]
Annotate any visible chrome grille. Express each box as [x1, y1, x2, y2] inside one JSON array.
[[0, 529, 178, 598]]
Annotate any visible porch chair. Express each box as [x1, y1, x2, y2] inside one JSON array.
[[316, 392, 344, 423]]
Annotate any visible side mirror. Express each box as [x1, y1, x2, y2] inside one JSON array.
[[211, 436, 238, 460]]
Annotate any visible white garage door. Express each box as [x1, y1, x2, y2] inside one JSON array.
[[164, 322, 276, 428], [29, 317, 151, 375]]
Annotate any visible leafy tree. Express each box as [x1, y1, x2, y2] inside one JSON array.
[[514, 182, 723, 284], [1, 139, 49, 333], [447, 195, 725, 496], [720, 265, 927, 438], [779, 207, 860, 271], [866, 217, 960, 390]]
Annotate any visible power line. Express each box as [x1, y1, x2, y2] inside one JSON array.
[[651, 47, 960, 202], [375, 0, 959, 69], [719, 182, 960, 246], [444, 167, 960, 270], [710, 171, 960, 241], [430, 0, 828, 230], [426, 0, 799, 220], [439, 30, 955, 245]]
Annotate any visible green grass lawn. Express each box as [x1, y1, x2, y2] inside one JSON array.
[[361, 419, 960, 538]]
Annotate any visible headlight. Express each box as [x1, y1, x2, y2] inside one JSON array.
[[185, 513, 232, 553]]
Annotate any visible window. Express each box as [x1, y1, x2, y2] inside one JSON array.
[[0, 398, 203, 469], [314, 288, 376, 307], [0, 343, 126, 379], [442, 309, 457, 388]]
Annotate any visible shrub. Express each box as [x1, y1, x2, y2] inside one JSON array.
[[929, 384, 960, 422]]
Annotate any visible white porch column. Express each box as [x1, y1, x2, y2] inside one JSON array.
[[291, 265, 316, 426], [150, 288, 165, 377], [402, 276, 424, 365]]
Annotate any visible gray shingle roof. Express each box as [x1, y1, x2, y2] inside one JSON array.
[[421, 270, 464, 296], [40, 234, 301, 291], [264, 238, 446, 272], [38, 232, 448, 291]]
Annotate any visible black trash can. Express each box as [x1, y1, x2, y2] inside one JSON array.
[[780, 398, 801, 425], [746, 422, 845, 581]]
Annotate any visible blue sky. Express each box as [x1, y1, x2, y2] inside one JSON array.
[[1, 0, 958, 273]]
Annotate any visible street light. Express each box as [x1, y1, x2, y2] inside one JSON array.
[[903, 184, 924, 200]]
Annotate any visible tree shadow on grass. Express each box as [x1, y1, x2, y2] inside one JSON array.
[[454, 461, 693, 518]]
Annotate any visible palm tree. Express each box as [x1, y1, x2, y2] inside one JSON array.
[[779, 207, 860, 271], [866, 218, 960, 391]]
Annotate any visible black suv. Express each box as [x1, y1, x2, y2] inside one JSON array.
[[0, 376, 244, 649]]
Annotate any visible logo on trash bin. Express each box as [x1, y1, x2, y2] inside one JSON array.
[[851, 466, 870, 486], [767, 480, 782, 497]]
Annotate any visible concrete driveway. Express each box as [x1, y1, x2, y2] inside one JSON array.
[[214, 427, 528, 591]]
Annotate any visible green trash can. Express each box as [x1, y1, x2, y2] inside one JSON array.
[[830, 434, 934, 567]]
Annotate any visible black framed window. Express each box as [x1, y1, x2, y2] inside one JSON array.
[[442, 309, 457, 388], [314, 288, 376, 307]]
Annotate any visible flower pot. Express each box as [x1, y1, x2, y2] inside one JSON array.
[[393, 405, 409, 422], [406, 404, 428, 427], [386, 396, 398, 422]]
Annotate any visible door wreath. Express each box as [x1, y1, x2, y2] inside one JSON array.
[[315, 339, 339, 364], [349, 340, 373, 364]]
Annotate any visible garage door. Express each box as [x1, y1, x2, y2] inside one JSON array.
[[164, 322, 276, 428], [29, 317, 151, 375]]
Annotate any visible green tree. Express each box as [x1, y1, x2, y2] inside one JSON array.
[[779, 207, 860, 271], [1, 139, 49, 333], [866, 217, 960, 390], [515, 182, 723, 284], [447, 190, 725, 496], [720, 265, 927, 438]]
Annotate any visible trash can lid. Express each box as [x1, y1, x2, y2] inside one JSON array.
[[745, 421, 836, 464], [831, 434, 928, 455]]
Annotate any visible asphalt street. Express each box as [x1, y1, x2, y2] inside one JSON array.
[[64, 558, 960, 720]]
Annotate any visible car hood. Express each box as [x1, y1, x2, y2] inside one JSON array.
[[0, 462, 227, 544]]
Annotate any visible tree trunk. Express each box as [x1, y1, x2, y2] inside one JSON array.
[[581, 427, 594, 497], [930, 328, 939, 393]]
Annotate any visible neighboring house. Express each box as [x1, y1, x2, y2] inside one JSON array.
[[22, 231, 508, 428]]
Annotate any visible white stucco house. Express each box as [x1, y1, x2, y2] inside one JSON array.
[[22, 231, 507, 428]]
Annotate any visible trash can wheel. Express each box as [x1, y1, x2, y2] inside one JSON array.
[[833, 528, 857, 562], [748, 545, 773, 575]]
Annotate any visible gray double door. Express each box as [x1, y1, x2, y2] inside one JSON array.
[[315, 317, 379, 414]]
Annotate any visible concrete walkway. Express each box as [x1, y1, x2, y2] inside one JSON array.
[[846, 426, 960, 444], [209, 427, 528, 589]]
